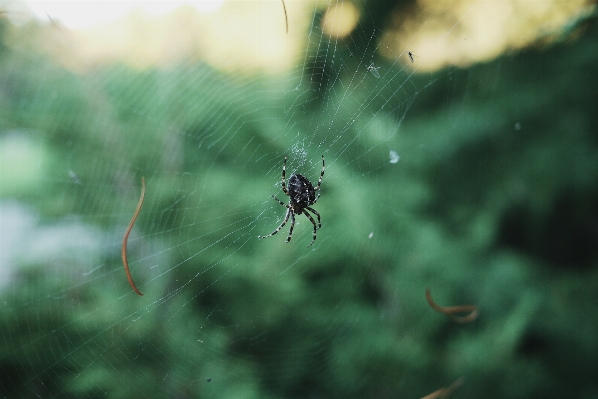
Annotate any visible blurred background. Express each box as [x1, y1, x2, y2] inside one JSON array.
[[1, 0, 597, 398]]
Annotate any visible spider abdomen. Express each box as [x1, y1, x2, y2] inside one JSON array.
[[288, 174, 315, 209]]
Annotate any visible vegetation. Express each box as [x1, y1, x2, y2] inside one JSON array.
[[1, 6, 597, 399]]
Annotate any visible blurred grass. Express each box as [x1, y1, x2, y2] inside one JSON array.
[[1, 9, 598, 399]]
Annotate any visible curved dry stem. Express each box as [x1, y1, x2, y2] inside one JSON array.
[[425, 287, 477, 323], [420, 378, 463, 399], [281, 0, 288, 33], [121, 177, 146, 296]]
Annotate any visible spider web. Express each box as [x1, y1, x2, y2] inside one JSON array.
[[1, 1, 598, 398]]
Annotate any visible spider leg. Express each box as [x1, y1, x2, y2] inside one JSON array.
[[272, 195, 291, 209], [305, 206, 321, 229], [312, 190, 321, 205], [281, 156, 289, 196], [314, 155, 325, 191], [259, 207, 291, 239], [302, 210, 318, 246], [285, 210, 296, 243]]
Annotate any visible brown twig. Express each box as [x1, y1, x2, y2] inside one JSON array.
[[425, 287, 478, 323], [45, 11, 62, 31], [420, 378, 463, 399], [281, 0, 288, 33], [121, 177, 146, 296]]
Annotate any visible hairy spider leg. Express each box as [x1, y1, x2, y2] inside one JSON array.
[[305, 206, 321, 229], [312, 155, 325, 203], [302, 210, 318, 246], [281, 156, 289, 196], [286, 211, 296, 242], [271, 195, 290, 208], [259, 204, 291, 239], [314, 155, 325, 191]]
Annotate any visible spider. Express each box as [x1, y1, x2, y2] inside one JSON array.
[[259, 155, 325, 246]]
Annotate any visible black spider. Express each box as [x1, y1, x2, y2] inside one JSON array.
[[259, 155, 325, 246]]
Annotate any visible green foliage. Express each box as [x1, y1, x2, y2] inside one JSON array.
[[1, 12, 598, 399]]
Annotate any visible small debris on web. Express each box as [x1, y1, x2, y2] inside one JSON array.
[[291, 142, 308, 167], [68, 170, 81, 183], [390, 150, 400, 164], [366, 62, 380, 78]]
